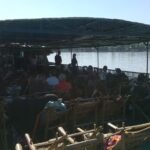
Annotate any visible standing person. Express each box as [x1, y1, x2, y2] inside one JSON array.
[[71, 53, 78, 74], [71, 53, 78, 67], [55, 50, 62, 66]]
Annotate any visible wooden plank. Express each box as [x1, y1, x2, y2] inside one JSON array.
[[58, 127, 75, 144], [77, 128, 88, 140], [47, 135, 66, 150], [65, 139, 98, 150], [107, 122, 119, 130], [34, 129, 95, 147]]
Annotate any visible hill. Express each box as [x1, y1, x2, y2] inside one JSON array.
[[0, 17, 150, 48]]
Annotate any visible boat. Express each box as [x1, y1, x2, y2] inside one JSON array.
[[15, 122, 150, 150], [5, 94, 125, 141], [1, 17, 150, 149], [32, 96, 126, 140]]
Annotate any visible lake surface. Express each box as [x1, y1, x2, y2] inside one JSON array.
[[48, 51, 150, 73]]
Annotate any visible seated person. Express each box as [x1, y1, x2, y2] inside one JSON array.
[[56, 73, 72, 94], [99, 65, 108, 80], [91, 80, 108, 97], [46, 72, 59, 89], [114, 68, 128, 82]]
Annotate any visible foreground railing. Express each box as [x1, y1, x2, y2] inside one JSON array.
[[15, 122, 150, 150]]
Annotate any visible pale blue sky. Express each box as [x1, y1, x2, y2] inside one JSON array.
[[0, 0, 150, 24]]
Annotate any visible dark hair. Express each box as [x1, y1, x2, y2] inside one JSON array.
[[103, 65, 107, 71]]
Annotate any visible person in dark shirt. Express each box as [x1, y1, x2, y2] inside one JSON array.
[[71, 53, 78, 67], [71, 53, 78, 74], [55, 50, 62, 66]]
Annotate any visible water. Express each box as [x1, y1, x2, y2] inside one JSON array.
[[48, 51, 149, 73]]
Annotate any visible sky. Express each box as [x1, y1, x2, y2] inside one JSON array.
[[0, 0, 150, 25]]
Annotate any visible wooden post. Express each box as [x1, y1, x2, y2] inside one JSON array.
[[70, 48, 73, 61], [96, 47, 100, 69], [122, 97, 127, 121], [102, 100, 105, 124], [15, 144, 23, 150], [121, 122, 126, 150], [146, 42, 149, 78], [95, 101, 98, 125], [32, 113, 40, 140], [25, 134, 36, 150]]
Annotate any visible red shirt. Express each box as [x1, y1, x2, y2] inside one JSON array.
[[56, 81, 72, 93]]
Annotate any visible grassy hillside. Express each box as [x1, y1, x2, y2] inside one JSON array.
[[0, 17, 150, 47]]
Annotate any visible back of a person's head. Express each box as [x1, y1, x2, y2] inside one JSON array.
[[137, 73, 146, 82], [57, 50, 61, 55], [59, 73, 66, 81], [103, 65, 108, 72], [73, 53, 76, 57], [88, 65, 93, 72], [115, 68, 121, 74]]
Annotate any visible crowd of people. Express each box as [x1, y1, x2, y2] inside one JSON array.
[[1, 50, 150, 100], [1, 50, 150, 148]]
